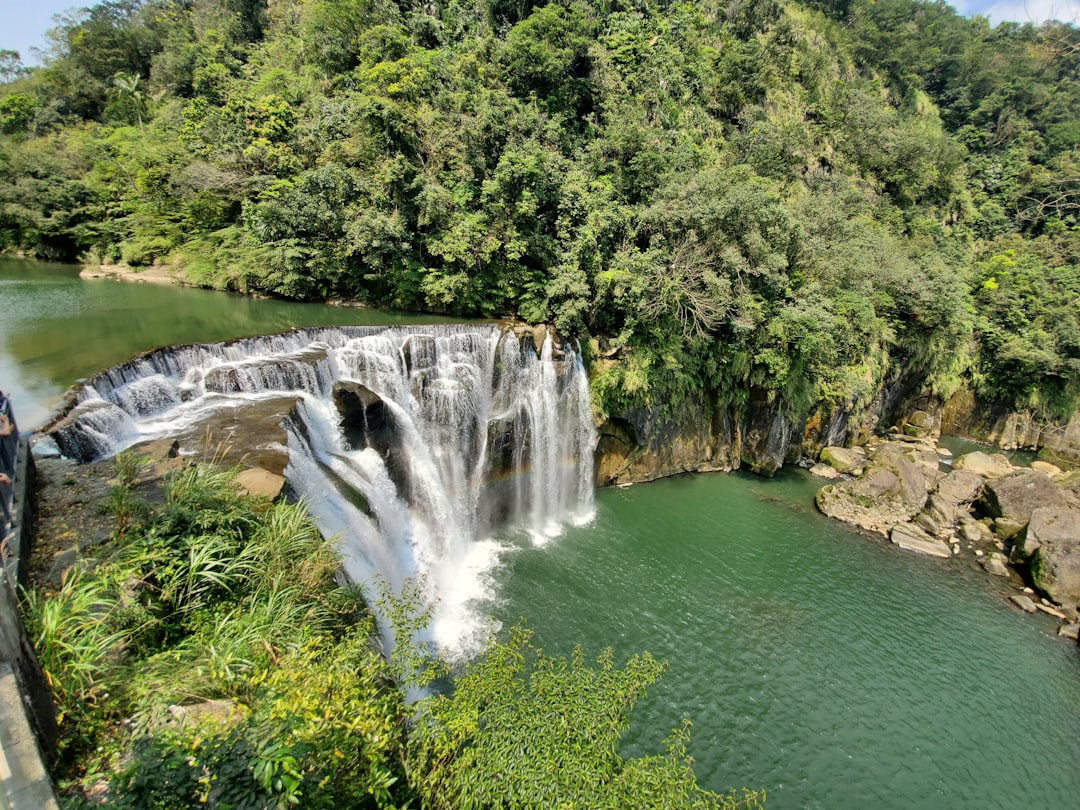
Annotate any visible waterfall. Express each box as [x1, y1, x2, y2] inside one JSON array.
[[46, 324, 596, 658]]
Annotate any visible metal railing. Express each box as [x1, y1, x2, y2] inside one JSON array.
[[0, 397, 16, 544]]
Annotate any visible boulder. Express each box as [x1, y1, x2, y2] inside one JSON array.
[[1030, 460, 1063, 477], [816, 445, 933, 535], [1059, 623, 1080, 641], [980, 470, 1066, 525], [819, 446, 866, 475], [890, 522, 952, 558], [913, 511, 941, 537], [981, 552, 1010, 577], [953, 451, 1013, 479], [1009, 594, 1038, 613], [1025, 507, 1080, 604], [926, 469, 986, 528], [903, 409, 936, 438], [234, 468, 286, 500], [933, 470, 985, 508], [810, 462, 840, 480], [994, 517, 1027, 541], [959, 518, 992, 544]]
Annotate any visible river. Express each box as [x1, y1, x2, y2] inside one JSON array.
[[2, 258, 1078, 809]]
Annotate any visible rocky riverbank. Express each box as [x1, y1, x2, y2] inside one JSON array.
[[813, 436, 1080, 644], [78, 263, 188, 285]]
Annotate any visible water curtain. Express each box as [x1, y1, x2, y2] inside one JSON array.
[[48, 325, 596, 656]]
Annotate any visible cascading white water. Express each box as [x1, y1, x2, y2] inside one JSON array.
[[47, 325, 596, 659]]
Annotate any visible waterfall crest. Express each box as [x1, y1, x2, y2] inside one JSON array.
[[46, 324, 596, 657]]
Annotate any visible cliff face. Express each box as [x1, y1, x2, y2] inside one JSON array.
[[595, 395, 739, 485], [595, 385, 1080, 485], [941, 390, 1080, 464]]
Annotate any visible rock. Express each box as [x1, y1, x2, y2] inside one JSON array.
[[981, 552, 1010, 577], [819, 446, 867, 475], [953, 451, 1013, 479], [741, 398, 794, 477], [167, 699, 244, 729], [980, 470, 1066, 524], [1025, 507, 1080, 604], [46, 549, 79, 586], [903, 409, 936, 438], [994, 518, 1027, 541], [233, 468, 286, 500], [1030, 460, 1063, 477], [913, 511, 940, 537], [933, 470, 985, 508], [1036, 603, 1068, 619], [936, 446, 953, 458], [1014, 507, 1077, 559], [960, 519, 989, 543], [595, 397, 739, 485], [890, 522, 952, 558], [1059, 623, 1080, 641], [810, 462, 840, 480], [816, 445, 933, 535], [1009, 594, 1038, 613]]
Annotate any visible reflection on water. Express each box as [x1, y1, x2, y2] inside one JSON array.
[[497, 470, 1080, 810], [0, 257, 459, 427]]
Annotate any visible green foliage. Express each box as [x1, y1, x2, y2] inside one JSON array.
[[36, 464, 761, 808], [1, 0, 1076, 418], [408, 624, 765, 809]]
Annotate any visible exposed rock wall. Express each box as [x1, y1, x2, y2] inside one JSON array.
[[596, 380, 1080, 486], [941, 390, 1080, 462], [595, 395, 739, 485]]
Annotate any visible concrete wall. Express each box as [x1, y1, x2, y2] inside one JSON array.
[[0, 438, 60, 809]]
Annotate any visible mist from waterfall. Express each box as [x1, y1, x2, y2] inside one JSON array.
[[47, 324, 596, 659]]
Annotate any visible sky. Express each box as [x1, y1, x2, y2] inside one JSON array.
[[0, 0, 1077, 66]]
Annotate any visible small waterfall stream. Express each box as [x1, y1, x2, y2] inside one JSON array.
[[46, 324, 596, 658]]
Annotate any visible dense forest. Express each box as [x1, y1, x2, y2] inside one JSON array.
[[1, 0, 1078, 424]]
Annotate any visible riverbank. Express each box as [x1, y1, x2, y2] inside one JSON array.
[[78, 263, 188, 286], [812, 434, 1080, 645]]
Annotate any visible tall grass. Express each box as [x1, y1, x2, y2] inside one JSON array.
[[30, 459, 366, 780], [22, 570, 127, 725]]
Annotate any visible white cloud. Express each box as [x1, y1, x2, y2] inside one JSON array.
[[956, 0, 1080, 24]]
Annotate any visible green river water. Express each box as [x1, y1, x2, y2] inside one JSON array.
[[2, 258, 1079, 808]]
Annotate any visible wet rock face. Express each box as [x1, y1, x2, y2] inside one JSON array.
[[595, 396, 738, 485], [741, 403, 792, 477], [333, 381, 393, 451]]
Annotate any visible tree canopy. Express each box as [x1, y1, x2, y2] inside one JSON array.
[[1, 0, 1078, 418]]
